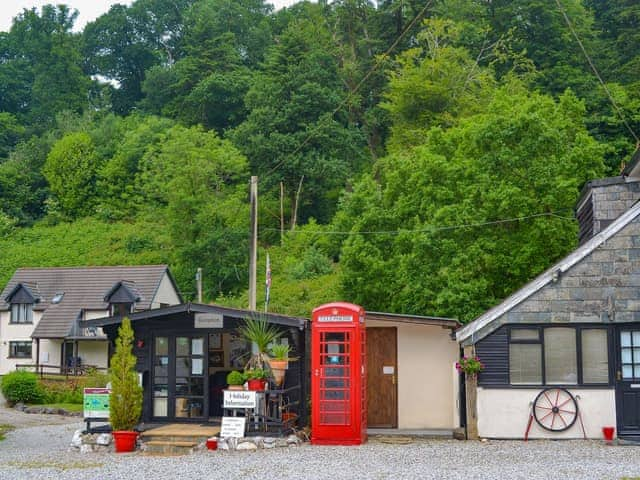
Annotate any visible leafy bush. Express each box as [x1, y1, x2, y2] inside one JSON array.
[[226, 371, 245, 386], [40, 379, 83, 404], [1, 371, 45, 404]]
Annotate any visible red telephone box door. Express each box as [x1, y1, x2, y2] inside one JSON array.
[[311, 302, 366, 445]]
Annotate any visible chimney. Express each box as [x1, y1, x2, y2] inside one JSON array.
[[576, 176, 640, 244]]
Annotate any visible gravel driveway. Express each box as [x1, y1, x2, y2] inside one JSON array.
[[0, 408, 638, 480]]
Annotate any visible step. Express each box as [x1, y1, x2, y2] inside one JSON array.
[[142, 440, 199, 455]]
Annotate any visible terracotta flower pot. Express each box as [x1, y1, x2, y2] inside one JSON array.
[[113, 430, 138, 453], [269, 359, 288, 387], [227, 384, 245, 391]]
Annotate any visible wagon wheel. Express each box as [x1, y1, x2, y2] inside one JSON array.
[[533, 388, 578, 432]]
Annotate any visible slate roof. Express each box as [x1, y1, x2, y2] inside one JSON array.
[[457, 200, 640, 345], [0, 265, 176, 339]]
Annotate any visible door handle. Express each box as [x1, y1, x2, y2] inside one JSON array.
[[616, 370, 622, 381], [392, 374, 396, 385]]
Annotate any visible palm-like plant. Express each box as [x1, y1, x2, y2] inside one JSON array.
[[238, 315, 282, 370]]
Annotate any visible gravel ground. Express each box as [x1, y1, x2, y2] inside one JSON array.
[[0, 409, 638, 480]]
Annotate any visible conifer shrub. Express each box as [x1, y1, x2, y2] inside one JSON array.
[[109, 317, 142, 431]]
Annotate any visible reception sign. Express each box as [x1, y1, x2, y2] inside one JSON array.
[[83, 388, 110, 419]]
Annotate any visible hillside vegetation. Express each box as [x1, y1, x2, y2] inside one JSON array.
[[0, 0, 638, 321]]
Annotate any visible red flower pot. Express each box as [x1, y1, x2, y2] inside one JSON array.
[[247, 379, 266, 391], [113, 430, 138, 453], [206, 438, 218, 450], [602, 426, 615, 442]]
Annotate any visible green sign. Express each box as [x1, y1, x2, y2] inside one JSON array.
[[83, 388, 110, 419]]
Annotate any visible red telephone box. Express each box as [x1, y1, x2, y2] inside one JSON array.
[[311, 302, 367, 445]]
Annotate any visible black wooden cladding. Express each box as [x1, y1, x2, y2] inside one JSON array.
[[476, 326, 509, 386], [577, 194, 594, 245]]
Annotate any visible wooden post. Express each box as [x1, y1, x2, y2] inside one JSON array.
[[280, 181, 284, 244], [291, 176, 304, 231], [464, 344, 479, 440], [35, 339, 40, 377], [74, 340, 79, 376], [248, 176, 258, 311], [196, 267, 203, 303]]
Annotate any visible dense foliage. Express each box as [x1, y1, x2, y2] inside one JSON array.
[[0, 0, 638, 322]]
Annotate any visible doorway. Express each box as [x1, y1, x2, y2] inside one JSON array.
[[366, 327, 398, 428], [616, 327, 640, 439]]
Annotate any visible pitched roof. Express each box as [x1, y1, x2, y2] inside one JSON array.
[[456, 200, 640, 345], [0, 265, 176, 339]]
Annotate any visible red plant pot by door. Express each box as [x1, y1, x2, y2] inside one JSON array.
[[113, 431, 138, 453], [602, 426, 615, 442], [247, 379, 266, 391]]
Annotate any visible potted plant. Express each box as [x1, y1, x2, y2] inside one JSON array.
[[269, 343, 291, 388], [109, 317, 143, 453], [226, 370, 246, 391], [245, 368, 269, 391], [238, 314, 281, 371]]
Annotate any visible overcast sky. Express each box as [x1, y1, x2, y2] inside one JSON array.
[[0, 0, 300, 32]]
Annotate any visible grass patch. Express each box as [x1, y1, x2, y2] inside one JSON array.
[[6, 460, 104, 471], [0, 425, 15, 441], [31, 403, 83, 413]]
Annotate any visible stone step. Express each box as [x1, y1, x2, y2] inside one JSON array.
[[141, 440, 200, 455], [141, 434, 209, 444]]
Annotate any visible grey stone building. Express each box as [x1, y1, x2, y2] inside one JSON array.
[[457, 154, 640, 440]]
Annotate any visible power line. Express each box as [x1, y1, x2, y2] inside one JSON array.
[[554, 0, 640, 145], [265, 0, 435, 178], [263, 210, 574, 236]]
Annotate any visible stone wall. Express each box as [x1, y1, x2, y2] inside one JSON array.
[[472, 215, 640, 341]]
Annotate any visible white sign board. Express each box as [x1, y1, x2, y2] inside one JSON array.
[[383, 366, 395, 374], [194, 313, 223, 329], [223, 390, 257, 409], [220, 417, 246, 438]]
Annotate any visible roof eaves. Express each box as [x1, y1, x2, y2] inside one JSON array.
[[456, 200, 640, 344]]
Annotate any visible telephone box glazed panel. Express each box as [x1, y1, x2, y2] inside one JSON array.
[[311, 302, 367, 445]]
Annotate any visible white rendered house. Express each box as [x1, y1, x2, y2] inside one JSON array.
[[0, 265, 182, 375]]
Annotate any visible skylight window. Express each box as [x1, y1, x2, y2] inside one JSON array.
[[51, 293, 64, 304]]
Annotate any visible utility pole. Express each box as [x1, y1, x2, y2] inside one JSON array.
[[280, 181, 284, 244], [248, 176, 258, 310], [196, 267, 202, 303]]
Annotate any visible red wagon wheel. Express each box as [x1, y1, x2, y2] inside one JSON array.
[[533, 388, 578, 432]]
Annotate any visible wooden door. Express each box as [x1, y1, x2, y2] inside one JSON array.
[[616, 328, 640, 439], [366, 327, 397, 428]]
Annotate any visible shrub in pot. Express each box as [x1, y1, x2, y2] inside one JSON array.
[[268, 344, 291, 388], [109, 317, 143, 453], [238, 315, 281, 371], [245, 368, 268, 391], [226, 371, 246, 390]]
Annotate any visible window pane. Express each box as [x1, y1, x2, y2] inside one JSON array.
[[545, 328, 577, 384], [155, 337, 168, 356], [192, 338, 204, 355], [176, 337, 189, 356], [510, 344, 542, 384], [510, 329, 540, 341], [622, 332, 632, 347], [582, 330, 609, 383]]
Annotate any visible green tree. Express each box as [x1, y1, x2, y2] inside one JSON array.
[[338, 83, 605, 321], [140, 0, 272, 131], [136, 125, 250, 297], [6, 5, 89, 129], [43, 132, 101, 218], [83, 0, 196, 114], [231, 4, 368, 224]]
